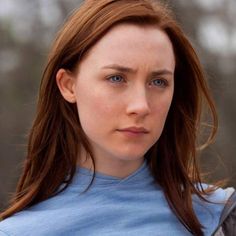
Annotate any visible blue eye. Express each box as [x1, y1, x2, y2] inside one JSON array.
[[151, 79, 167, 87], [108, 75, 124, 83]]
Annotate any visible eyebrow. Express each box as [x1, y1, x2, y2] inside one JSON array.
[[102, 64, 173, 76]]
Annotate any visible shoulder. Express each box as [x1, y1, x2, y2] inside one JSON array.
[[0, 187, 79, 236], [0, 193, 68, 235], [194, 184, 234, 204], [0, 211, 35, 236], [0, 205, 68, 236], [0, 229, 10, 236], [212, 189, 236, 235], [193, 184, 235, 236]]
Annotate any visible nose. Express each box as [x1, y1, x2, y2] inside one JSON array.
[[126, 86, 151, 117]]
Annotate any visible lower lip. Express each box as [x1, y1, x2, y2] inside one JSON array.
[[118, 130, 148, 138]]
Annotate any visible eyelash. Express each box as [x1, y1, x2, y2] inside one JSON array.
[[107, 75, 124, 83], [107, 75, 168, 88], [150, 79, 168, 87]]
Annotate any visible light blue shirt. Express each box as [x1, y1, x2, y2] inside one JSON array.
[[0, 161, 232, 235]]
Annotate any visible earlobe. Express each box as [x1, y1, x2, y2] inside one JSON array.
[[56, 68, 77, 103]]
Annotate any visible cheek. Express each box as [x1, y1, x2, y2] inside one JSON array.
[[75, 87, 119, 133], [151, 93, 173, 130], [90, 89, 120, 115], [154, 90, 173, 113]]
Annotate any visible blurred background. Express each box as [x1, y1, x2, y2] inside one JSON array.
[[0, 0, 235, 211]]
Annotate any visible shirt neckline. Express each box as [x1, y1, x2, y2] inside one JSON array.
[[70, 160, 150, 187], [77, 160, 147, 181]]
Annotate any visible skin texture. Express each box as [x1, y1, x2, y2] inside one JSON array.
[[56, 24, 175, 178]]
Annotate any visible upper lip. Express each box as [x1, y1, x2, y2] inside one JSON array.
[[118, 126, 149, 133]]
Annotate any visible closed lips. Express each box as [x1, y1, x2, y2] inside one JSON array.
[[118, 127, 149, 133]]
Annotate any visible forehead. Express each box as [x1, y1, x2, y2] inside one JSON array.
[[80, 23, 175, 70]]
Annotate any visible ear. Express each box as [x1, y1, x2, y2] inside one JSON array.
[[56, 68, 77, 103]]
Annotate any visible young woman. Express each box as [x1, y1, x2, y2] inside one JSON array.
[[0, 0, 235, 235]]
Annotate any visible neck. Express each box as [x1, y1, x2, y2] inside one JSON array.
[[77, 147, 144, 178]]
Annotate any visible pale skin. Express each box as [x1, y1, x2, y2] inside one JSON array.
[[56, 23, 175, 178]]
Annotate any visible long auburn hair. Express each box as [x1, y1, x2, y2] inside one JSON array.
[[1, 0, 218, 235]]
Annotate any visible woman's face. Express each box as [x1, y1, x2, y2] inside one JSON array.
[[74, 24, 175, 166]]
